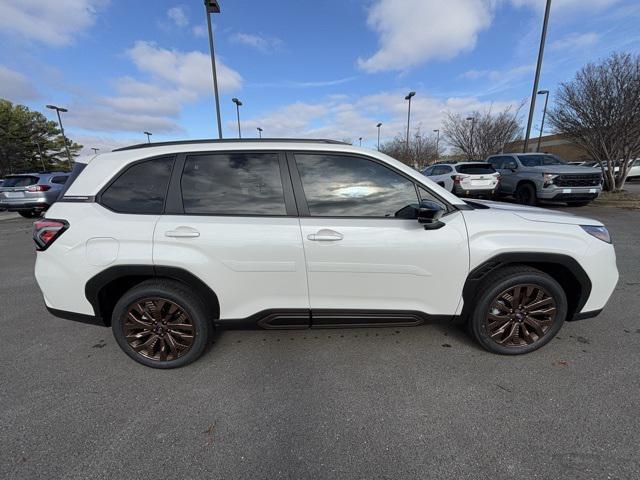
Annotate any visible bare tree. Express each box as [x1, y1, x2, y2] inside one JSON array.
[[548, 52, 640, 191], [442, 104, 523, 161], [380, 127, 438, 169]]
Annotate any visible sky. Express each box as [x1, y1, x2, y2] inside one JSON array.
[[1, 0, 639, 155]]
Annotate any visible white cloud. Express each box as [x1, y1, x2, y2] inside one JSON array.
[[0, 0, 105, 46], [126, 41, 242, 93], [62, 41, 243, 134], [0, 65, 40, 101], [458, 64, 534, 94], [358, 0, 495, 72], [73, 135, 141, 157], [230, 32, 284, 53], [551, 32, 600, 50], [192, 25, 207, 38], [167, 6, 189, 28], [237, 91, 520, 147]]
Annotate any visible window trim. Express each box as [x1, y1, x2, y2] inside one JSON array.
[[96, 154, 177, 215], [287, 150, 455, 219], [165, 149, 298, 218]]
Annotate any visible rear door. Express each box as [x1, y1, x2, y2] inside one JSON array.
[[290, 152, 469, 324], [153, 150, 309, 324]]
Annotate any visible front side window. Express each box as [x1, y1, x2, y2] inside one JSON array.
[[181, 152, 286, 215], [518, 154, 566, 167], [295, 154, 419, 217], [101, 157, 174, 214]]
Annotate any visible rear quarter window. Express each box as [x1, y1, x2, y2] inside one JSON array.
[[50, 176, 69, 185], [100, 157, 175, 214]]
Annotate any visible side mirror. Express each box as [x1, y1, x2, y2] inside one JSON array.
[[417, 201, 445, 230]]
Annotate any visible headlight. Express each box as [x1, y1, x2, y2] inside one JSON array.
[[581, 225, 611, 243], [543, 173, 558, 186]]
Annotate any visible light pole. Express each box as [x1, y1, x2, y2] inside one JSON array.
[[433, 129, 440, 159], [257, 127, 263, 138], [359, 137, 363, 147], [536, 89, 550, 152], [91, 147, 100, 154], [466, 117, 476, 160], [376, 122, 382, 150], [204, 0, 223, 139], [523, 0, 552, 153], [144, 131, 152, 143], [404, 91, 416, 155], [46, 104, 73, 167], [232, 97, 243, 138]]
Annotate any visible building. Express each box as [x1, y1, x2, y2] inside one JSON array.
[[505, 133, 592, 162]]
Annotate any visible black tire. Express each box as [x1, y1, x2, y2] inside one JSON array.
[[468, 265, 567, 355], [566, 201, 591, 207], [515, 183, 537, 205], [19, 210, 38, 218], [111, 279, 213, 368]]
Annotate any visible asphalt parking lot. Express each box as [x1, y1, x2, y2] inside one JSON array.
[[1, 203, 639, 480]]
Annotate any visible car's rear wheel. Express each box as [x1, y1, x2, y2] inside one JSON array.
[[515, 183, 537, 205], [111, 279, 212, 368], [19, 210, 39, 218], [469, 266, 567, 355]]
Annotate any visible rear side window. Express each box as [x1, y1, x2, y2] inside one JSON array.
[[181, 152, 286, 215], [456, 163, 496, 174], [3, 176, 39, 187], [51, 176, 69, 185], [101, 157, 174, 214]]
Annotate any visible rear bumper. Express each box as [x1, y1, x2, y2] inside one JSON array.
[[453, 185, 497, 197], [0, 198, 50, 211]]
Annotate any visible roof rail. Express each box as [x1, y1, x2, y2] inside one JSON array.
[[112, 138, 348, 152]]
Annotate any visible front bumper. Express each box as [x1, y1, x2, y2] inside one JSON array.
[[538, 186, 601, 201]]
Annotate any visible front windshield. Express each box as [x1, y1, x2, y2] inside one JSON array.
[[517, 154, 566, 167]]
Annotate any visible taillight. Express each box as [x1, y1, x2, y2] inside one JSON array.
[[451, 175, 468, 184], [33, 219, 68, 251], [26, 185, 51, 192]]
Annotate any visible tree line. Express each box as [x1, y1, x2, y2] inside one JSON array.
[[0, 99, 82, 177], [380, 52, 640, 192]]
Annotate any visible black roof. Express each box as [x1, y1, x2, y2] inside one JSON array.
[[113, 138, 348, 152]]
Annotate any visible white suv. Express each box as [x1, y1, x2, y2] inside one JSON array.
[[34, 139, 619, 368]]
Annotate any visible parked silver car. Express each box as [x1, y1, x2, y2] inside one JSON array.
[[486, 153, 602, 206], [0, 172, 70, 217]]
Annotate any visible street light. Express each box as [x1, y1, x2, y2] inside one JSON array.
[[91, 147, 100, 154], [232, 97, 243, 138], [536, 89, 550, 153], [46, 104, 73, 167], [466, 117, 476, 160], [257, 127, 263, 138], [376, 122, 382, 150], [144, 131, 152, 143], [204, 0, 223, 139], [523, 0, 552, 153], [404, 91, 416, 154], [433, 129, 440, 159], [359, 137, 363, 147]]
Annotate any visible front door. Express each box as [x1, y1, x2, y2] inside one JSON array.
[[290, 152, 469, 325]]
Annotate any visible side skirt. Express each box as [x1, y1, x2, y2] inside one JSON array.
[[214, 309, 454, 330]]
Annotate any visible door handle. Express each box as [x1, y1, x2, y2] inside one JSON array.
[[165, 227, 200, 238], [307, 229, 343, 242]]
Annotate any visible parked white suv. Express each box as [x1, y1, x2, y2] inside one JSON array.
[[34, 139, 619, 368], [422, 162, 500, 197]]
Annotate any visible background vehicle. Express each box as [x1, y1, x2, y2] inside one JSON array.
[[34, 140, 618, 368], [487, 153, 602, 206], [423, 162, 500, 198], [0, 172, 70, 217]]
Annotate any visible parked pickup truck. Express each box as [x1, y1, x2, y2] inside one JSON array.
[[486, 153, 602, 206]]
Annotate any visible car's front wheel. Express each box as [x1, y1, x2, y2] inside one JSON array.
[[111, 279, 212, 368], [469, 266, 567, 355], [515, 183, 537, 205]]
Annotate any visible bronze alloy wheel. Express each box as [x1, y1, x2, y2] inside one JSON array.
[[486, 283, 557, 347], [123, 297, 195, 361]]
